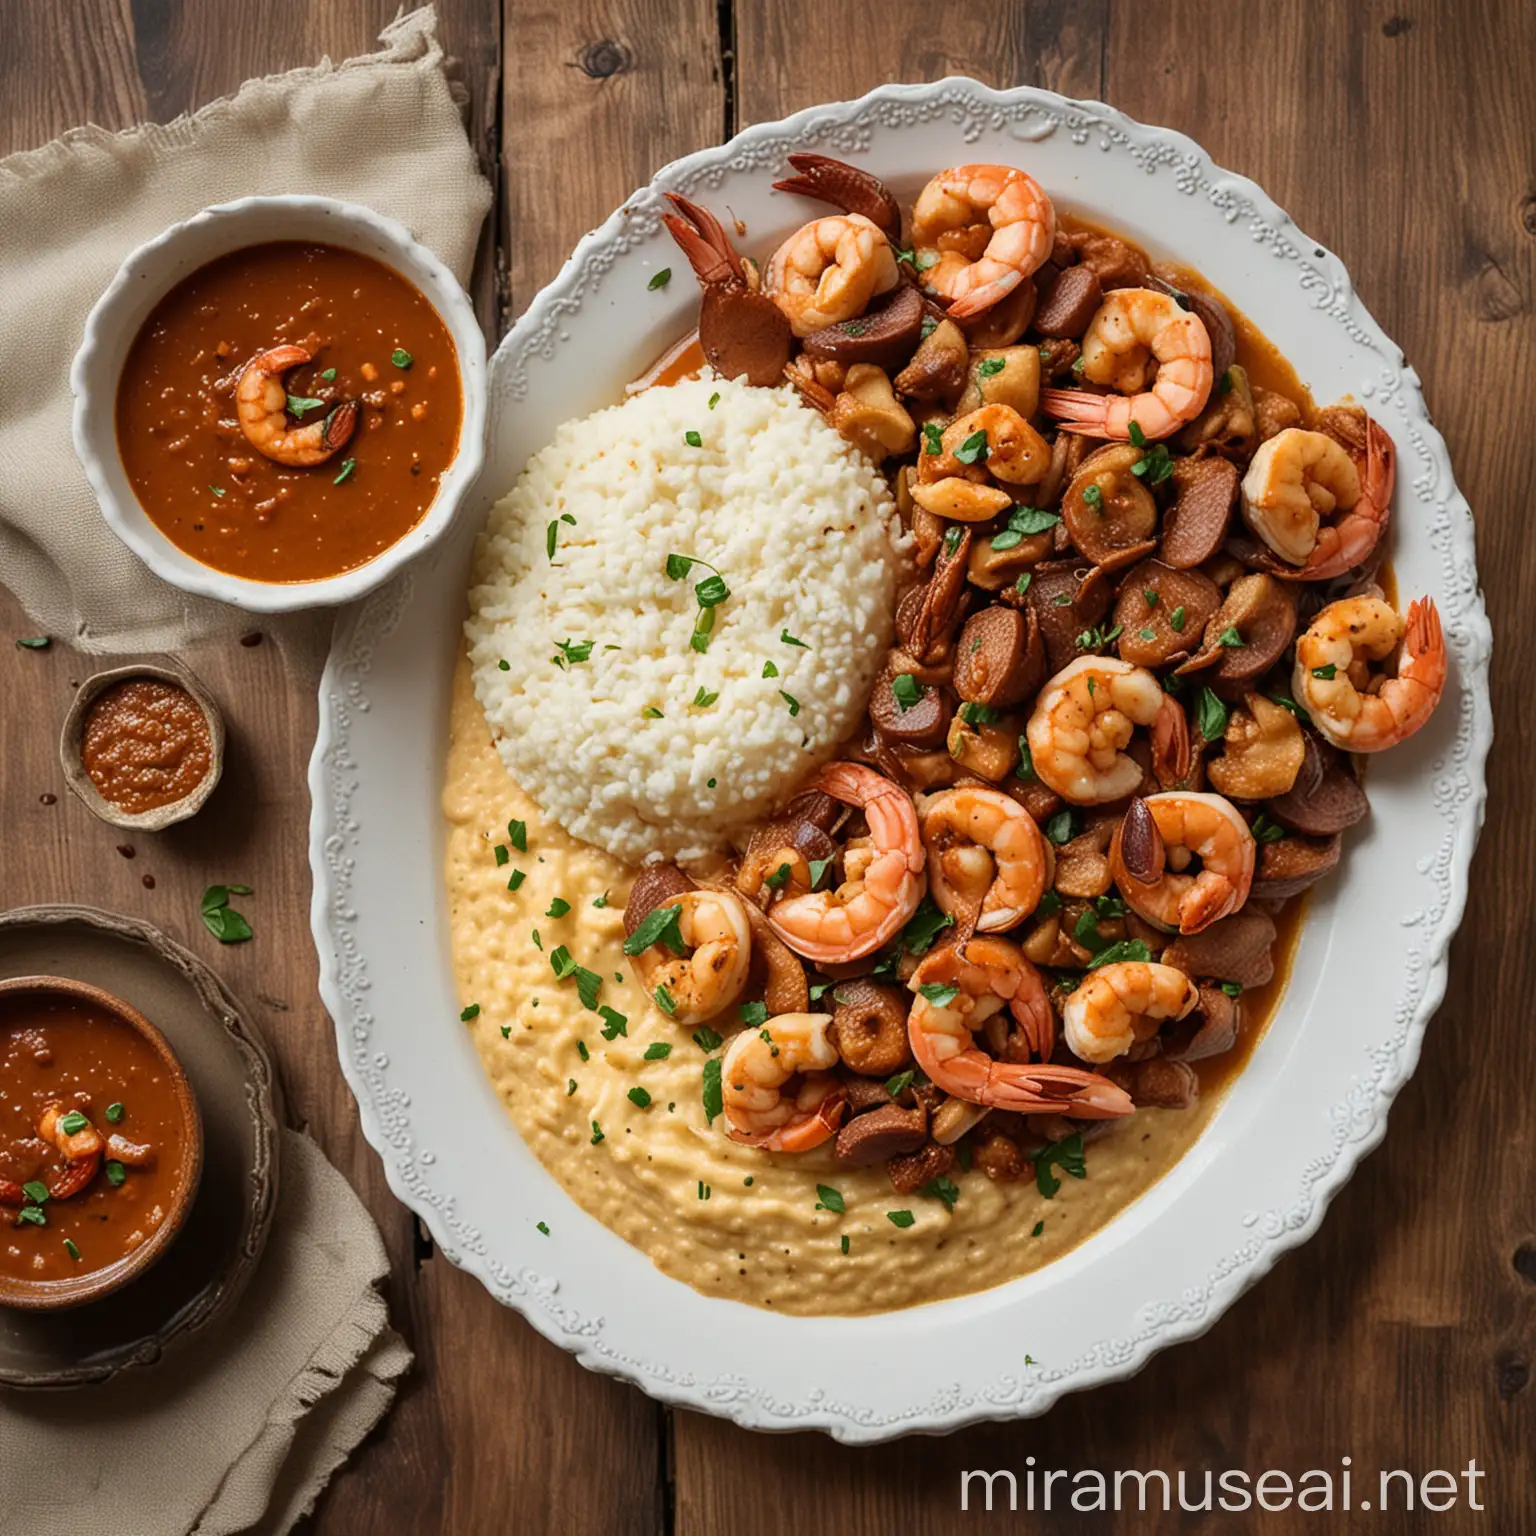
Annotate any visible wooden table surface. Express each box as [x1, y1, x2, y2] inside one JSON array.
[[2, 3, 1531, 1531]]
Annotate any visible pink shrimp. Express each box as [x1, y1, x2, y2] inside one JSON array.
[[720, 1012, 846, 1153], [1293, 596, 1447, 752], [907, 939, 1134, 1119], [766, 763, 926, 963], [1041, 288, 1213, 441], [236, 345, 358, 467]]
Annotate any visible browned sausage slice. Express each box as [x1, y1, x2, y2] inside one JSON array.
[[953, 606, 1044, 709]]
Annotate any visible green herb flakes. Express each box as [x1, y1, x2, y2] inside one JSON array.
[[391, 348, 413, 369], [628, 1086, 652, 1109], [1033, 1131, 1087, 1197], [739, 1000, 769, 1027], [105, 1102, 125, 1125], [918, 1175, 959, 1211], [917, 982, 960, 1006], [779, 690, 800, 717], [780, 628, 809, 649], [692, 1025, 724, 1052], [891, 673, 923, 711], [64, 1238, 81, 1261], [648, 267, 672, 291], [508, 869, 526, 891], [1087, 938, 1153, 970], [623, 902, 686, 956], [887, 1210, 916, 1229], [1312, 662, 1339, 680], [654, 984, 678, 1015], [815, 1184, 845, 1213], [922, 422, 944, 456], [460, 1004, 481, 1022], [643, 1042, 673, 1061], [702, 1057, 723, 1122], [590, 1120, 605, 1145], [332, 458, 356, 486], [15, 636, 50, 650], [1196, 687, 1231, 741], [106, 1161, 126, 1187]]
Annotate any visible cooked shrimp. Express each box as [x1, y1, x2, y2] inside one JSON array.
[[1109, 791, 1256, 935], [35, 1102, 104, 1200], [1242, 420, 1394, 578], [1041, 288, 1213, 441], [236, 345, 359, 466], [631, 889, 752, 1024], [768, 763, 925, 963], [910, 164, 1055, 318], [1025, 656, 1176, 805], [907, 940, 1133, 1117], [918, 786, 1052, 932], [1293, 596, 1446, 752], [764, 214, 900, 337], [1062, 962, 1200, 1064], [942, 404, 1050, 485], [721, 1012, 846, 1153]]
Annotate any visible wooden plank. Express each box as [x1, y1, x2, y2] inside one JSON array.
[[677, 3, 1535, 1534]]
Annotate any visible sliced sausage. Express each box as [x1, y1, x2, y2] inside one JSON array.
[[953, 606, 1045, 709], [1161, 455, 1237, 569], [1176, 573, 1297, 685], [1267, 745, 1370, 836], [830, 979, 913, 1076], [868, 660, 953, 748], [801, 283, 925, 369], [1028, 562, 1111, 673], [1250, 832, 1343, 900], [1033, 263, 1102, 338], [1113, 560, 1223, 669], [834, 1103, 928, 1167], [1161, 909, 1278, 989], [1062, 444, 1159, 567]]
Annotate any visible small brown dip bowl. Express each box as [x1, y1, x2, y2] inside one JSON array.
[[0, 975, 204, 1311], [59, 662, 225, 831]]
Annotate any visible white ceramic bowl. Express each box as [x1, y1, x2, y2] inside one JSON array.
[[70, 196, 487, 613]]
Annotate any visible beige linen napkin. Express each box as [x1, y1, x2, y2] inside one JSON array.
[[0, 5, 492, 652], [0, 1133, 412, 1536]]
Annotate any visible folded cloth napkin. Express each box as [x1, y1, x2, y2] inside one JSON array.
[[0, 1132, 412, 1536], [0, 4, 492, 653]]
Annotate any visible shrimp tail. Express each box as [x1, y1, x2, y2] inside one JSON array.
[[48, 1153, 101, 1201], [1180, 874, 1238, 935], [996, 1064, 1135, 1120], [773, 154, 902, 244], [1401, 597, 1448, 699], [662, 193, 746, 288], [1293, 416, 1395, 580], [946, 265, 1023, 319]]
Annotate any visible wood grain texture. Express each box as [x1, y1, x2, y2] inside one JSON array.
[[1, 1, 1532, 1532]]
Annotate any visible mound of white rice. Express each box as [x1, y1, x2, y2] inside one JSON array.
[[465, 375, 908, 864]]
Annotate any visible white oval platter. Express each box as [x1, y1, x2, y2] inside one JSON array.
[[308, 78, 1491, 1441]]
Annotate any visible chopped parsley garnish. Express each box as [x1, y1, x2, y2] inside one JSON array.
[[702, 1057, 723, 1122], [1015, 572, 1033, 597], [918, 1175, 960, 1211], [15, 636, 50, 650], [891, 673, 924, 711], [648, 267, 672, 290], [1075, 622, 1123, 653], [1251, 812, 1286, 844], [991, 505, 1062, 551], [901, 897, 955, 955], [59, 1110, 89, 1136], [841, 1235, 851, 1254], [1139, 627, 1157, 641], [546, 520, 559, 560], [779, 690, 800, 717], [922, 422, 944, 456], [1132, 442, 1176, 484], [954, 429, 990, 466], [286, 393, 325, 418], [497, 659, 511, 671], [1044, 808, 1079, 845], [815, 1184, 845, 1213], [494, 844, 510, 867], [209, 484, 226, 497], [1143, 588, 1159, 607], [21, 1180, 48, 1205], [1221, 980, 1244, 998], [1033, 1131, 1087, 1197], [105, 1161, 126, 1187], [1128, 420, 1147, 448], [643, 1042, 673, 1061], [764, 861, 792, 891], [1087, 938, 1153, 969], [1032, 1220, 1045, 1237], [739, 1000, 769, 1027], [692, 1025, 724, 1052], [624, 902, 686, 955], [684, 429, 703, 448], [977, 356, 1006, 379], [1169, 604, 1187, 632], [887, 1210, 916, 1229], [17, 1206, 45, 1226], [592, 892, 609, 908], [654, 984, 678, 1015], [590, 1120, 605, 1145], [642, 706, 664, 718], [460, 1004, 481, 1022], [391, 348, 413, 369], [501, 1026, 511, 1038], [1082, 483, 1103, 509], [917, 982, 960, 1006], [628, 1086, 652, 1109], [1016, 738, 1036, 780], [537, 1221, 550, 1234], [780, 628, 809, 649], [553, 638, 594, 666], [105, 1102, 125, 1124], [885, 1069, 916, 1098], [577, 1041, 590, 1061], [64, 1238, 81, 1260], [508, 869, 526, 891], [320, 368, 336, 381], [808, 855, 835, 890], [1217, 626, 1246, 649], [762, 660, 779, 678], [332, 458, 357, 486], [692, 686, 719, 707], [708, 390, 720, 409], [1196, 687, 1231, 741], [545, 897, 571, 918], [1312, 662, 1339, 680]]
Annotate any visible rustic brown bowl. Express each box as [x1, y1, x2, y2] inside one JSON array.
[[0, 974, 204, 1312], [58, 661, 225, 831]]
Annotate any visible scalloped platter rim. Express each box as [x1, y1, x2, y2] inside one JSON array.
[[307, 78, 1491, 1441]]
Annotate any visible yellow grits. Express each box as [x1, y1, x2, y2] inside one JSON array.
[[444, 653, 1237, 1315]]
